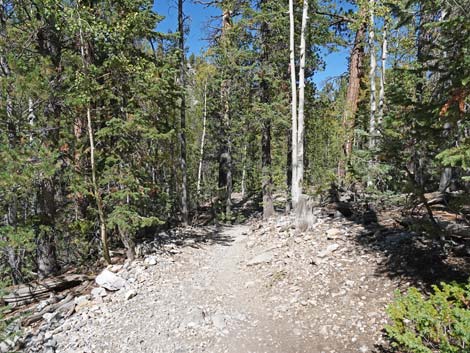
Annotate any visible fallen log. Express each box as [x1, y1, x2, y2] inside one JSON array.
[[2, 274, 92, 307], [21, 293, 76, 326]]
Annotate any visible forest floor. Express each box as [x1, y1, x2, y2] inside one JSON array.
[[19, 203, 470, 353]]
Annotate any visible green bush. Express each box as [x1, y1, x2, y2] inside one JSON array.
[[385, 281, 470, 353]]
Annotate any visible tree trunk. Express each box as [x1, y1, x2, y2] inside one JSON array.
[[196, 82, 208, 198], [196, 82, 207, 197], [178, 0, 189, 225], [367, 0, 377, 186], [36, 180, 59, 279], [218, 8, 232, 219], [262, 117, 274, 219], [289, 0, 299, 207], [86, 106, 111, 265], [221, 80, 233, 218], [286, 128, 292, 213], [260, 0, 274, 219], [117, 225, 136, 261], [368, 0, 377, 151], [295, 0, 308, 206], [338, 16, 367, 179], [241, 143, 247, 199], [78, 15, 111, 264], [378, 20, 387, 125]]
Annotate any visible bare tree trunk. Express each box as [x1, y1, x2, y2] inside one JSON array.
[[289, 0, 299, 207], [222, 81, 233, 218], [241, 143, 247, 199], [260, 0, 275, 219], [286, 128, 292, 212], [178, 0, 189, 225], [78, 12, 111, 264], [338, 16, 367, 179], [378, 20, 387, 125], [197, 82, 207, 198], [368, 0, 377, 151], [218, 8, 233, 219], [295, 0, 308, 205], [262, 117, 274, 219], [86, 106, 111, 264], [367, 0, 377, 186]]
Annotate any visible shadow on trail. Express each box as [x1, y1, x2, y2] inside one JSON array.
[[339, 208, 470, 353], [348, 208, 469, 291], [135, 225, 238, 257]]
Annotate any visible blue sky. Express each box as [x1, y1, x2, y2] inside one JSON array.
[[152, 0, 349, 88]]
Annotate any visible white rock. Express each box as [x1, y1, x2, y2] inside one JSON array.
[[212, 313, 226, 330], [247, 252, 273, 266], [42, 312, 57, 322], [144, 256, 157, 266], [91, 287, 107, 298], [326, 228, 342, 238], [317, 244, 339, 258], [95, 269, 128, 291], [124, 289, 137, 300]]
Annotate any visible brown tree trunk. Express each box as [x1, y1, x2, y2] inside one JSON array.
[[218, 8, 233, 220], [117, 226, 136, 261], [262, 116, 275, 219], [36, 180, 59, 279], [338, 18, 367, 179]]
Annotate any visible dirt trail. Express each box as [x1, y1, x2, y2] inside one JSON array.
[[49, 215, 400, 353]]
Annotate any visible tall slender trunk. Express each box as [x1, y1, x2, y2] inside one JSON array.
[[289, 0, 298, 207], [218, 9, 232, 219], [338, 16, 367, 179], [295, 0, 308, 205], [78, 11, 111, 264], [178, 0, 189, 225], [261, 116, 274, 219], [368, 0, 377, 151], [286, 128, 292, 212], [378, 20, 387, 125], [367, 0, 377, 187], [86, 106, 111, 264], [241, 143, 247, 199], [260, 0, 274, 219], [197, 82, 207, 197], [221, 80, 232, 218]]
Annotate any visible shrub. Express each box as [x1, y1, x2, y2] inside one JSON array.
[[385, 281, 470, 353]]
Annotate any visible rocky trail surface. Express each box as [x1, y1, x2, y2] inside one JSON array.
[[21, 211, 421, 353]]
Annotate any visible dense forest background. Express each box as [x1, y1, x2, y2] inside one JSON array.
[[0, 0, 468, 288]]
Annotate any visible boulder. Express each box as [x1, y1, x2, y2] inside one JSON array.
[[95, 269, 127, 291]]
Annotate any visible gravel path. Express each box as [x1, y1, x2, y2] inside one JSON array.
[[36, 213, 403, 353]]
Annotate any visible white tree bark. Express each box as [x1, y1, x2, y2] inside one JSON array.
[[289, 0, 299, 207], [196, 82, 207, 196], [295, 0, 308, 205], [368, 0, 377, 150], [378, 20, 387, 125]]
